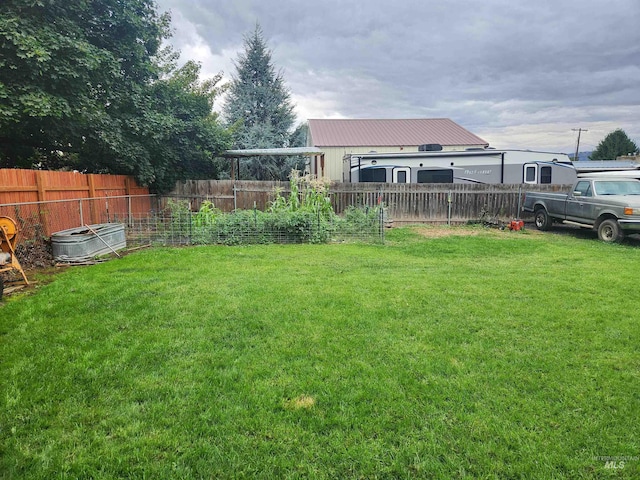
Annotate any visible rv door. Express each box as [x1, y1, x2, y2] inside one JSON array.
[[393, 167, 410, 183], [523, 163, 538, 184]]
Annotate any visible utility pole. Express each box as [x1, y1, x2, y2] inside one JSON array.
[[572, 128, 588, 162]]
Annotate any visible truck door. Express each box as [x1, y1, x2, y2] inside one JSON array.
[[393, 167, 410, 183], [565, 180, 592, 222]]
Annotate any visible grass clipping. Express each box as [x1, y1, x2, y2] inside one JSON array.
[[282, 395, 316, 411]]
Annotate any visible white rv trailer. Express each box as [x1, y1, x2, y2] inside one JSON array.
[[343, 149, 577, 185]]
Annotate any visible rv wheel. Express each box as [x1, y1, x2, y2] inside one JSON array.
[[534, 208, 552, 231]]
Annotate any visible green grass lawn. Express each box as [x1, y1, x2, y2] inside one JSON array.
[[1, 227, 639, 479]]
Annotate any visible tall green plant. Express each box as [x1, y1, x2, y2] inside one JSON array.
[[192, 201, 220, 227], [269, 170, 333, 219]]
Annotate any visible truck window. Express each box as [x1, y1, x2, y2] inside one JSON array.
[[360, 167, 387, 182], [417, 169, 453, 183], [540, 166, 552, 184], [593, 181, 637, 195], [574, 181, 592, 197]]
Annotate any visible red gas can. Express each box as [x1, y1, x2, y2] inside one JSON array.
[[509, 220, 524, 231]]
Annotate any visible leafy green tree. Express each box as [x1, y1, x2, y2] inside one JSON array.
[[222, 24, 299, 180], [590, 129, 639, 160], [75, 58, 231, 192], [0, 0, 167, 164], [0, 0, 230, 191]]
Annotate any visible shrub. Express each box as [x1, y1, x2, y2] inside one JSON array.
[[333, 206, 382, 238]]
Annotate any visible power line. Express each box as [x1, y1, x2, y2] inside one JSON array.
[[572, 128, 588, 161]]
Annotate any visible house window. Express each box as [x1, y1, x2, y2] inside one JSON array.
[[540, 166, 552, 184], [360, 167, 387, 182], [417, 169, 454, 183]]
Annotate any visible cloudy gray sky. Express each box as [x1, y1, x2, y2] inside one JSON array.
[[155, 0, 640, 154]]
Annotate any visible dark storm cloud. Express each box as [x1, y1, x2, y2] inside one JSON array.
[[156, 0, 640, 151]]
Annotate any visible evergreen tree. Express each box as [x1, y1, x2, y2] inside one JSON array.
[[590, 129, 639, 160], [222, 24, 298, 180]]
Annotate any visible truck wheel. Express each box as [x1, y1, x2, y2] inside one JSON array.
[[534, 208, 552, 231], [597, 219, 623, 243]]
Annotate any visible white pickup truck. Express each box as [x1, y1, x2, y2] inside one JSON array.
[[522, 177, 640, 242]]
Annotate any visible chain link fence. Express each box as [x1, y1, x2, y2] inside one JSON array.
[[0, 195, 157, 242], [0, 195, 385, 257], [125, 206, 385, 247]]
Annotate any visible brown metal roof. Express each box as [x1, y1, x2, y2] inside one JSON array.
[[308, 118, 488, 147]]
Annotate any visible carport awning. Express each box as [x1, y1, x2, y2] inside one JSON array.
[[222, 147, 324, 157]]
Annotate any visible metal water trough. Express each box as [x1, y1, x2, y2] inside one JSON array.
[[52, 223, 126, 262]]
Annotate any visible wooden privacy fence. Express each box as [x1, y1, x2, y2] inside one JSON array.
[[170, 179, 285, 212], [170, 180, 572, 223], [0, 169, 149, 205], [0, 169, 152, 238]]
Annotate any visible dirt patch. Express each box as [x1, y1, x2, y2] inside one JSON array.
[[282, 395, 316, 411], [411, 225, 508, 238], [407, 224, 547, 239], [412, 226, 487, 238]]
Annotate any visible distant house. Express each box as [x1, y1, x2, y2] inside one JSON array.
[[307, 118, 488, 181]]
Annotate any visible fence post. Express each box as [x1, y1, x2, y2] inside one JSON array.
[[34, 170, 50, 235], [79, 199, 84, 226], [380, 205, 385, 244], [188, 203, 192, 245], [87, 174, 99, 223], [447, 190, 452, 226], [128, 195, 132, 227], [517, 185, 523, 220], [233, 183, 237, 211]]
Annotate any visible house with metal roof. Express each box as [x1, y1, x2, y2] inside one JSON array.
[[307, 118, 488, 181]]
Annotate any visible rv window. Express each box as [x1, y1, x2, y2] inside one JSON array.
[[360, 167, 387, 182], [417, 169, 454, 183], [540, 166, 552, 184], [396, 170, 407, 183], [525, 166, 536, 183]]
